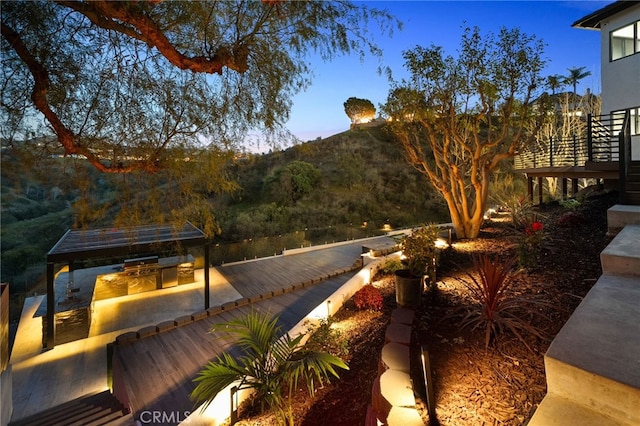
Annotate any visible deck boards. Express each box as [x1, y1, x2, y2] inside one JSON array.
[[114, 237, 398, 419], [114, 273, 354, 417], [218, 242, 369, 298]]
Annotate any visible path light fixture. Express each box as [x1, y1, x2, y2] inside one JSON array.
[[421, 344, 437, 424]]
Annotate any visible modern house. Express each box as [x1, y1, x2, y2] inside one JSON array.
[[515, 0, 640, 205], [528, 2, 640, 425], [573, 0, 640, 161]]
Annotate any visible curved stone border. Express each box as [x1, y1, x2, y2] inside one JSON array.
[[367, 306, 425, 426]]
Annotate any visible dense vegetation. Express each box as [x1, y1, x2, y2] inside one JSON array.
[[1, 125, 450, 302]]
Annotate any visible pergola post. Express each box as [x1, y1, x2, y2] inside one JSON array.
[[46, 261, 55, 349], [204, 242, 210, 310]]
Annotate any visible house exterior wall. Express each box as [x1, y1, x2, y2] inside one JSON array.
[[599, 2, 640, 115]]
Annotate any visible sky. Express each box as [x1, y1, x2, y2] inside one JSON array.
[[283, 0, 610, 143]]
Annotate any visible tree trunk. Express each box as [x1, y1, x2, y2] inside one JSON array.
[[443, 191, 486, 239]]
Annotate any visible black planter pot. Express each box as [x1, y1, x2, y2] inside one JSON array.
[[394, 269, 424, 308]]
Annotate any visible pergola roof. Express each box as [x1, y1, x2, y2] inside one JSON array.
[[572, 1, 638, 29], [47, 222, 207, 263]]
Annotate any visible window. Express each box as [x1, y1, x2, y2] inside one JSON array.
[[614, 107, 640, 136], [610, 21, 640, 61]]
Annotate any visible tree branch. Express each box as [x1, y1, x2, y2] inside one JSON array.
[[57, 0, 250, 75], [1, 22, 158, 173]]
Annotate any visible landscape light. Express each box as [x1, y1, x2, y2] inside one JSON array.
[[421, 344, 437, 423]]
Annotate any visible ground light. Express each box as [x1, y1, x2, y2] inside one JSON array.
[[421, 344, 437, 424]]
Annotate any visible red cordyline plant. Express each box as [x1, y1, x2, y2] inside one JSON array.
[[457, 254, 549, 351]]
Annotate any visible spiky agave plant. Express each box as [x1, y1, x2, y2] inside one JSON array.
[[458, 254, 549, 351], [190, 310, 348, 425]]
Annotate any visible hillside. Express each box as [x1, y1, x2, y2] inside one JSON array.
[[217, 124, 448, 241], [1, 124, 448, 300]]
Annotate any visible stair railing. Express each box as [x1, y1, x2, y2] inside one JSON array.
[[588, 112, 626, 163], [618, 109, 632, 204]]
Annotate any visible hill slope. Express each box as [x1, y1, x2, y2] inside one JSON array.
[[1, 125, 447, 291]]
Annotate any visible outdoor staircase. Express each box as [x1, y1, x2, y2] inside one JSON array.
[[528, 207, 640, 425], [9, 390, 133, 426], [623, 161, 640, 205]]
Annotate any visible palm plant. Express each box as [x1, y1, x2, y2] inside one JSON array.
[[457, 254, 549, 351], [565, 66, 592, 102], [190, 310, 348, 425], [546, 74, 565, 96]]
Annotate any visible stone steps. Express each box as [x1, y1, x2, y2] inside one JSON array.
[[601, 224, 640, 276], [9, 390, 132, 426], [606, 205, 640, 235], [529, 205, 640, 425]]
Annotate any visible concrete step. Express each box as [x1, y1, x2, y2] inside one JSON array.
[[532, 274, 640, 425], [606, 204, 640, 235], [601, 225, 640, 276], [529, 394, 630, 426]]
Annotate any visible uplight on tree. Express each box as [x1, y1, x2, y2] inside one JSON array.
[[344, 97, 376, 125]]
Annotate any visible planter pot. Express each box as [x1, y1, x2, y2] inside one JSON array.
[[394, 269, 424, 308]]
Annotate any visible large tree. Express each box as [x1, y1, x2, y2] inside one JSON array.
[[343, 97, 376, 125], [1, 1, 397, 173], [383, 27, 547, 239], [1, 1, 397, 232]]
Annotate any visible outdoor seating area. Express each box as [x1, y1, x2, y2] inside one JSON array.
[[42, 222, 209, 349]]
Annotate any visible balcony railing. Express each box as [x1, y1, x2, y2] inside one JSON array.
[[515, 112, 629, 170], [514, 135, 589, 169]]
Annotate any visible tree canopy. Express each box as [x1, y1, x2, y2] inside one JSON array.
[[1, 1, 398, 173], [383, 27, 547, 239], [1, 1, 398, 233], [343, 97, 376, 125], [266, 160, 322, 205]]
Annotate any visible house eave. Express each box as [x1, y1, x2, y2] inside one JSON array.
[[572, 1, 639, 30]]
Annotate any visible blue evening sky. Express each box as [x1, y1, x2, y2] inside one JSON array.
[[284, 0, 609, 142]]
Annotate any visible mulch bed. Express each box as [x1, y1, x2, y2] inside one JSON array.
[[234, 190, 618, 426]]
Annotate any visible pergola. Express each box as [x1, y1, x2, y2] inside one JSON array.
[[45, 222, 210, 349]]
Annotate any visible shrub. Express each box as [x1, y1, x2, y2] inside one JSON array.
[[353, 284, 384, 311], [556, 211, 587, 228], [380, 258, 403, 274], [305, 317, 349, 358], [559, 198, 581, 210], [397, 225, 440, 279], [518, 220, 545, 268], [457, 254, 549, 351], [502, 195, 534, 230]]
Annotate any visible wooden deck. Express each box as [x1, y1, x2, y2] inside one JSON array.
[[114, 274, 354, 418], [112, 236, 398, 419], [518, 165, 619, 179], [218, 242, 368, 298]]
